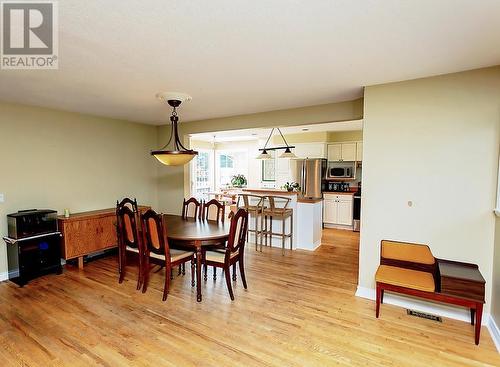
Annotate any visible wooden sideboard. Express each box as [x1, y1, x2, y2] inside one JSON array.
[[58, 206, 149, 269]]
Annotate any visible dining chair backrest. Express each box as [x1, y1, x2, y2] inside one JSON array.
[[202, 199, 225, 222], [141, 209, 170, 263], [227, 208, 248, 254], [116, 197, 138, 213], [116, 205, 141, 251], [182, 197, 201, 219], [237, 194, 265, 211]]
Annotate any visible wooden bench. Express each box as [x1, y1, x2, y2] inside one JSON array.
[[375, 240, 486, 345]]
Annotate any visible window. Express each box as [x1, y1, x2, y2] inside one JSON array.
[[262, 151, 275, 182], [216, 150, 248, 189], [219, 154, 234, 168], [191, 150, 214, 197]]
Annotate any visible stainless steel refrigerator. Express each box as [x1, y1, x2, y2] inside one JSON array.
[[290, 158, 327, 199]]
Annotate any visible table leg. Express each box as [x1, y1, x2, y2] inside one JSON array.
[[196, 242, 202, 302], [475, 303, 483, 345]]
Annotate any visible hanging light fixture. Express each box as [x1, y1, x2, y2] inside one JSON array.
[[257, 127, 296, 159], [151, 92, 198, 166]]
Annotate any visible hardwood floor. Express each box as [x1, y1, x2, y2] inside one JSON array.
[[0, 229, 498, 366]]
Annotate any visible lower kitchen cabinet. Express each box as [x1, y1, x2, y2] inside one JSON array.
[[323, 193, 353, 226]]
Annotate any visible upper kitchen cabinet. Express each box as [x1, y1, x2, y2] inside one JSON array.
[[327, 142, 357, 162], [293, 143, 326, 159], [356, 141, 363, 162]]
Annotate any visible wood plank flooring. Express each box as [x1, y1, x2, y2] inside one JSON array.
[[0, 229, 499, 366]]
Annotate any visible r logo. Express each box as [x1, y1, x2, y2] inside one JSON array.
[[2, 2, 53, 54]]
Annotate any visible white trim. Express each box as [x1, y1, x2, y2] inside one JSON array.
[[355, 286, 488, 325], [487, 315, 500, 352], [0, 271, 8, 282]]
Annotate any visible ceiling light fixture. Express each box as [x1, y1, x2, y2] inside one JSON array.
[[257, 128, 296, 159], [151, 92, 198, 166]]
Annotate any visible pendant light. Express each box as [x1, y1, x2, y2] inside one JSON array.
[[151, 92, 198, 166], [257, 127, 296, 159]]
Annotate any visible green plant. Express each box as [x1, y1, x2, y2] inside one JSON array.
[[282, 181, 300, 192], [231, 174, 247, 187]]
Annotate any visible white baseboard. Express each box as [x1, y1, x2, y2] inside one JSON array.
[[0, 271, 8, 282], [487, 315, 500, 352], [355, 286, 488, 325]]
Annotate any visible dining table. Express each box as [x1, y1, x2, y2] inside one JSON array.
[[163, 214, 231, 302]]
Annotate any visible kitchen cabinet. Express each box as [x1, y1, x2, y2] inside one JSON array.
[[323, 193, 353, 226], [356, 142, 363, 162], [327, 142, 357, 162], [293, 143, 326, 159]]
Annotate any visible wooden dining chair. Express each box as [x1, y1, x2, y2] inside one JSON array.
[[182, 197, 201, 219], [202, 208, 249, 300], [201, 199, 225, 222], [116, 205, 143, 290], [116, 197, 138, 213], [201, 199, 226, 280], [141, 209, 195, 301]]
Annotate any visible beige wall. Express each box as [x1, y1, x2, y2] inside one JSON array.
[[327, 130, 363, 142], [360, 66, 500, 315], [0, 102, 158, 277], [493, 217, 500, 324], [157, 99, 364, 214]]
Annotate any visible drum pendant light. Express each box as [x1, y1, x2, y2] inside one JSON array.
[[151, 93, 198, 166]]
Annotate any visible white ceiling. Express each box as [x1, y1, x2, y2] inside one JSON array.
[[1, 0, 499, 124], [191, 120, 363, 142]]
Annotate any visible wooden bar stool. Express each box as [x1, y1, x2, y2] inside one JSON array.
[[262, 196, 293, 255], [237, 194, 265, 251]]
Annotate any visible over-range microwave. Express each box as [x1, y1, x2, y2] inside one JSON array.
[[327, 164, 355, 179]]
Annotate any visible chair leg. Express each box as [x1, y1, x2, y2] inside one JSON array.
[[178, 265, 182, 276], [376, 283, 382, 318], [142, 256, 149, 294], [170, 268, 173, 280], [380, 289, 385, 304], [232, 263, 237, 281], [213, 266, 217, 281], [281, 217, 285, 256], [204, 263, 208, 281], [162, 265, 171, 301], [118, 249, 126, 284], [289, 213, 293, 251], [136, 252, 143, 291], [239, 257, 248, 289], [224, 266, 234, 301], [270, 216, 273, 249], [191, 260, 195, 287], [182, 263, 186, 275]]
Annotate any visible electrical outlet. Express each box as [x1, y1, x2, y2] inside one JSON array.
[[0, 193, 4, 202]]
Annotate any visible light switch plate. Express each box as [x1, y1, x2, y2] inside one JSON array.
[[0, 193, 4, 203]]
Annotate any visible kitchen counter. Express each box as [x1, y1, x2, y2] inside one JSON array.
[[243, 188, 323, 251], [297, 197, 323, 203], [242, 188, 298, 195]]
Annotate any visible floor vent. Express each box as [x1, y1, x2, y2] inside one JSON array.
[[406, 309, 442, 322]]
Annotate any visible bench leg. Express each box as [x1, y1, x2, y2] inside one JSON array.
[[380, 289, 385, 304], [475, 303, 483, 345], [470, 308, 475, 325], [376, 283, 382, 318]]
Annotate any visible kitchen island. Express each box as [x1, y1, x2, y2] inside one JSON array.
[[242, 189, 323, 251]]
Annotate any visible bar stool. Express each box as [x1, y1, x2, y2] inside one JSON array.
[[262, 196, 293, 255], [237, 194, 265, 251]]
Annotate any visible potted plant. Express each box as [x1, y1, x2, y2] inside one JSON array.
[[282, 182, 300, 192], [231, 174, 247, 188]]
